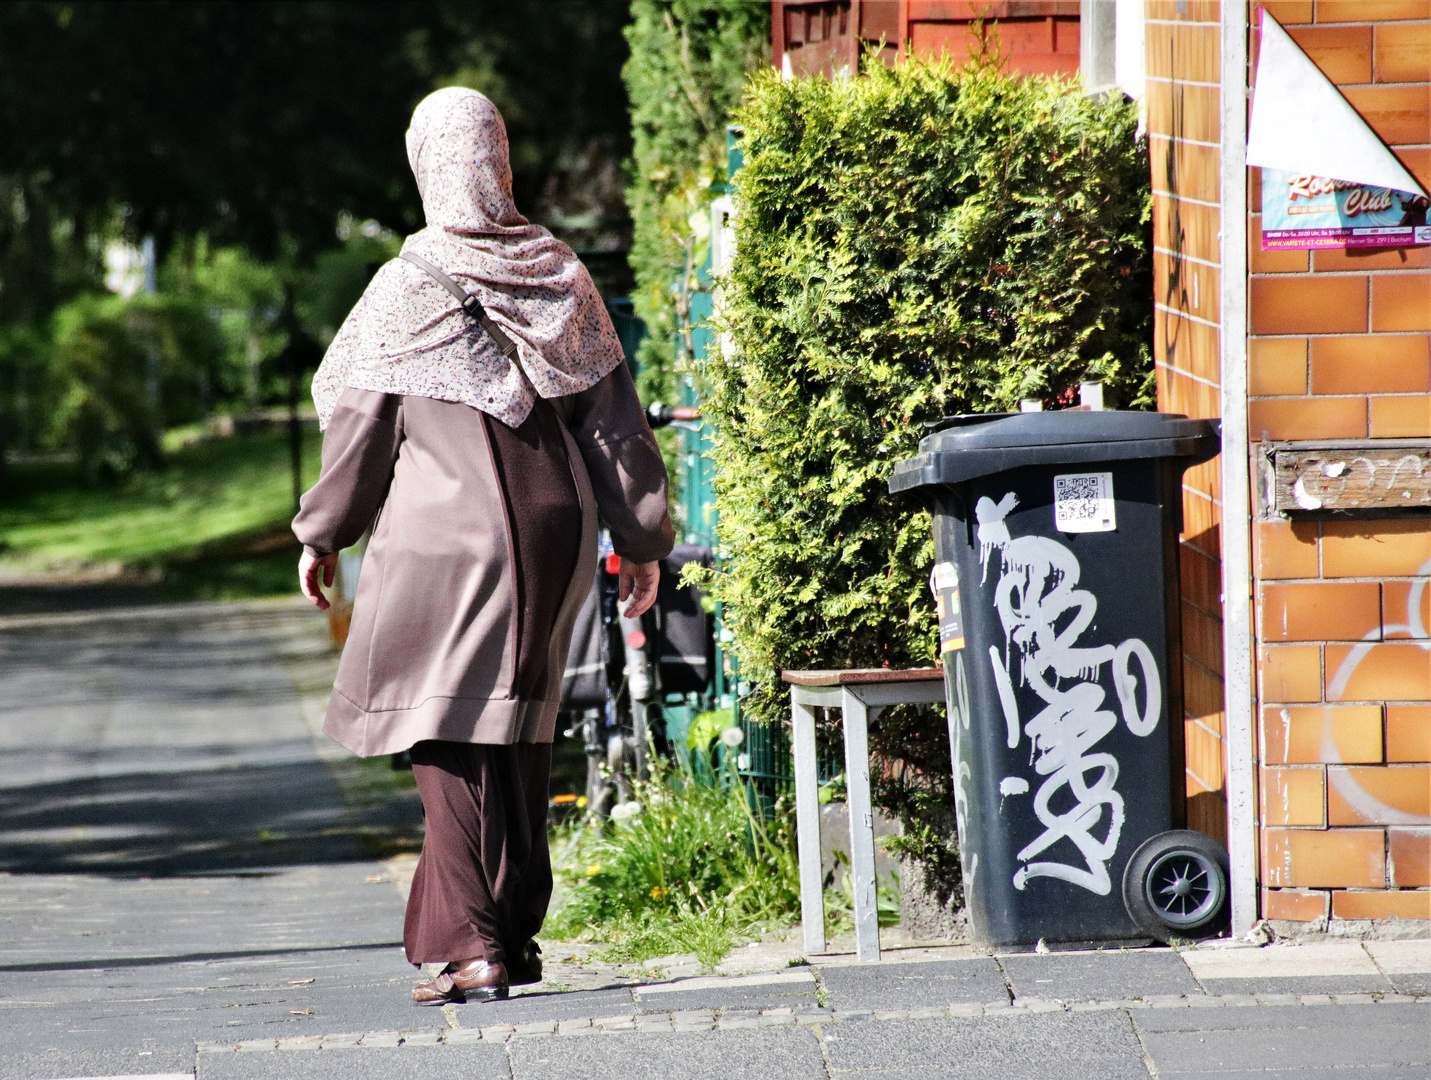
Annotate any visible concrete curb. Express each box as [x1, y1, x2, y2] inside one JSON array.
[[194, 990, 1431, 1052]]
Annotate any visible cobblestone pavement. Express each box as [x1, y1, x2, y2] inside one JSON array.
[[1, 599, 1428, 1080]]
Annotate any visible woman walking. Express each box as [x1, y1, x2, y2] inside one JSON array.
[[292, 88, 673, 1006]]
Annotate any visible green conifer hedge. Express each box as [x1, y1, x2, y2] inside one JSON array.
[[699, 57, 1152, 885]]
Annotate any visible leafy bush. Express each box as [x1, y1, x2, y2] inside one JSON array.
[[155, 238, 286, 413], [171, 228, 400, 412], [622, 0, 769, 409], [547, 757, 800, 966], [0, 323, 56, 456], [295, 221, 403, 347], [51, 292, 224, 480], [699, 56, 1151, 882]]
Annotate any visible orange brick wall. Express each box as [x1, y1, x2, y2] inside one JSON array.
[[1147, 0, 1229, 845], [1247, 0, 1431, 925]]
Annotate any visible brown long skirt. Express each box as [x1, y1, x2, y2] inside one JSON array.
[[404, 739, 552, 966]]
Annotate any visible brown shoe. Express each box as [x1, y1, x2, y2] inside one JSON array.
[[411, 960, 509, 1005], [507, 940, 542, 986]]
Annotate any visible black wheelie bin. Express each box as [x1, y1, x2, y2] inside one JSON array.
[[890, 409, 1223, 949]]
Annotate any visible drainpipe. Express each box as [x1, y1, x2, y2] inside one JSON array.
[[1079, 0, 1116, 95], [1219, 0, 1257, 937]]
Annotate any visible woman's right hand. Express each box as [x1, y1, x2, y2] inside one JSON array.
[[618, 557, 660, 619], [299, 550, 339, 611]]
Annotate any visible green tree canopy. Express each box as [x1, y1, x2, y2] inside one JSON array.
[[0, 1, 633, 259], [0, 1, 635, 463]]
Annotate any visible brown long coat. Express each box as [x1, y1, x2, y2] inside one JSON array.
[[292, 365, 673, 756]]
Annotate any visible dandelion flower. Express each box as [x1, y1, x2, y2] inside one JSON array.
[[610, 800, 642, 820], [720, 726, 745, 748], [586, 864, 602, 876]]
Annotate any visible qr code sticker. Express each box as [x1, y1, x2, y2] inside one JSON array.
[[1054, 472, 1116, 533]]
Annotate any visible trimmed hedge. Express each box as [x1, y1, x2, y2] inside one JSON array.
[[699, 56, 1152, 885]]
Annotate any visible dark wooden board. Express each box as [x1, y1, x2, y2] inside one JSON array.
[[1269, 443, 1431, 515]]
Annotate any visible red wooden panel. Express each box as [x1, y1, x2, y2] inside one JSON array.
[[859, 0, 902, 48], [774, 1, 1080, 79], [775, 0, 860, 78], [908, 16, 1079, 76], [907, 1, 1079, 16], [908, 20, 980, 62]]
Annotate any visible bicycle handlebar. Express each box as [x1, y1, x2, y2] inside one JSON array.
[[646, 402, 702, 428]]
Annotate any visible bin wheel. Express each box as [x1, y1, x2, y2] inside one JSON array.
[[1122, 830, 1229, 941]]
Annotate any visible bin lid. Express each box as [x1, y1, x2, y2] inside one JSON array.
[[888, 410, 1220, 493]]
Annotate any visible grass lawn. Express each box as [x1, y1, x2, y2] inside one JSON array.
[[0, 427, 323, 600]]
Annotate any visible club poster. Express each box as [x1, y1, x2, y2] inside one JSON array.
[[1261, 168, 1431, 251]]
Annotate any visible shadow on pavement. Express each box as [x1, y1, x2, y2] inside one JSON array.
[[0, 751, 416, 876], [0, 583, 175, 617], [0, 595, 423, 878], [0, 939, 405, 974]]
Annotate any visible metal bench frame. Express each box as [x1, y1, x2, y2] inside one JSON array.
[[783, 668, 946, 962]]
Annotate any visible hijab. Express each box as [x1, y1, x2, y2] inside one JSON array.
[[310, 87, 626, 430]]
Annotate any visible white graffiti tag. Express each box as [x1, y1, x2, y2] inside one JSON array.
[[944, 650, 978, 894], [975, 493, 1161, 896]]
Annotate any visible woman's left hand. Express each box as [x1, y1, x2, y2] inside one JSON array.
[[618, 558, 660, 619]]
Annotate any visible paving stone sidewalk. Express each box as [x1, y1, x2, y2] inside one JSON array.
[[9, 908, 1428, 1080], [1, 599, 1427, 1080]]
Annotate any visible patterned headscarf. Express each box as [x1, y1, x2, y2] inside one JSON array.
[[310, 87, 625, 429]]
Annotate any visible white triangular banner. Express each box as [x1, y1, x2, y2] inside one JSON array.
[[1247, 9, 1426, 196]]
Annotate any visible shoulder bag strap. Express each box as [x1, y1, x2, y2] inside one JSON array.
[[398, 250, 521, 361]]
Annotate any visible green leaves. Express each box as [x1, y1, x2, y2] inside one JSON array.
[[51, 291, 225, 480], [548, 761, 801, 960], [699, 56, 1151, 851], [622, 1, 770, 409]]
